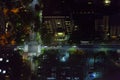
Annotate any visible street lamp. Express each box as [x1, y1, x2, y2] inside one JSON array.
[[104, 0, 111, 6], [0, 58, 3, 61]]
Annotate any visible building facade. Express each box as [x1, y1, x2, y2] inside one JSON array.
[[42, 0, 120, 42]]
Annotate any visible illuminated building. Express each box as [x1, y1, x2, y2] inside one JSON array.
[[43, 0, 95, 42], [69, 0, 95, 42], [42, 16, 73, 44], [43, 16, 73, 34], [42, 0, 120, 42], [42, 0, 74, 36]]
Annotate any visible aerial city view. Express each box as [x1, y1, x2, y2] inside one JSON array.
[[0, 0, 120, 80]]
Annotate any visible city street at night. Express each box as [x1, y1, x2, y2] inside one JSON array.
[[0, 0, 120, 80]]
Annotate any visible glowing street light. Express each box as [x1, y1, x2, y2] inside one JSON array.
[[6, 59, 9, 63], [2, 70, 6, 74], [104, 0, 111, 6], [0, 58, 3, 61]]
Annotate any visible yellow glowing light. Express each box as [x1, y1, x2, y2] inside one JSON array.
[[11, 39, 16, 45], [3, 8, 8, 15], [57, 32, 64, 36], [11, 8, 19, 13], [104, 0, 111, 5], [111, 36, 117, 39], [3, 8, 19, 15]]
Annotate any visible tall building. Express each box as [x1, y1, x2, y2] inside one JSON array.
[[69, 0, 95, 42], [43, 0, 96, 42], [43, 16, 73, 34], [43, 0, 120, 42], [95, 0, 120, 40], [42, 0, 74, 44], [42, 16, 74, 44]]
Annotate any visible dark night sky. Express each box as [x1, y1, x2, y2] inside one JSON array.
[[43, 0, 120, 13]]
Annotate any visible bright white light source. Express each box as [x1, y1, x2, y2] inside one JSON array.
[[6, 59, 9, 63], [0, 58, 3, 61], [3, 70, 6, 74], [105, 0, 111, 4], [0, 69, 2, 72]]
